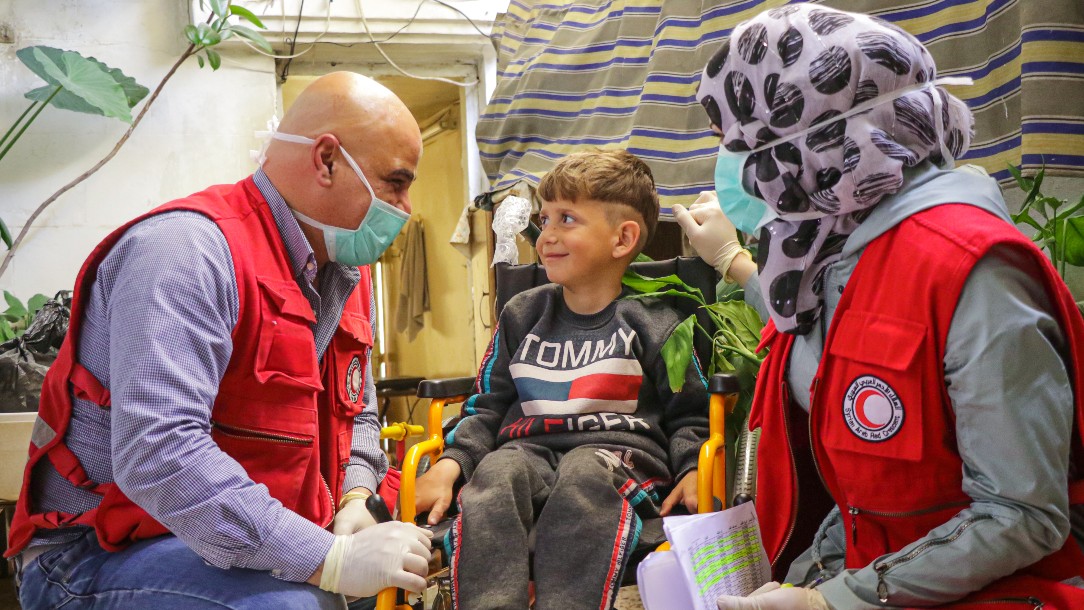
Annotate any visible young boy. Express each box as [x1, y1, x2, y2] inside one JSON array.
[[414, 149, 710, 609]]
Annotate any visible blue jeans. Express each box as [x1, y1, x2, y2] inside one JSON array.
[[17, 531, 346, 610]]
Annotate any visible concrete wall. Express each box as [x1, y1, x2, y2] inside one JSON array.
[[0, 0, 505, 305], [0, 1, 277, 301]]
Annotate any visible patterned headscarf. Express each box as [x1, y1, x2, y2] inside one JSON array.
[[696, 4, 973, 334]]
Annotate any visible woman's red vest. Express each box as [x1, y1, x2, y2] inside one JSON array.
[[6, 177, 374, 556], [751, 205, 1084, 608]]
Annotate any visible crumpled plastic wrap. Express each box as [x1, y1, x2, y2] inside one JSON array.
[[490, 195, 532, 266], [0, 292, 71, 413]]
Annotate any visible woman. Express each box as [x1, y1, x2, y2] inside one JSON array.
[[673, 5, 1084, 609]]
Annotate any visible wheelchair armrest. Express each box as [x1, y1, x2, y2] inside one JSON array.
[[418, 376, 475, 399]]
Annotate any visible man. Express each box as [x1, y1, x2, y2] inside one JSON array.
[[7, 72, 433, 609]]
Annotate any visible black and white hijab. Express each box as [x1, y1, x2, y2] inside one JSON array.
[[697, 4, 973, 334]]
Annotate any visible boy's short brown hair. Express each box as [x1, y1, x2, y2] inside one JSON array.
[[537, 149, 659, 251]]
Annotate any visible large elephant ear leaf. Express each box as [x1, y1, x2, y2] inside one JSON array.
[[661, 314, 696, 393], [17, 46, 144, 122]]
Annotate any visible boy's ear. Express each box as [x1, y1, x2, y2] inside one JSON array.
[[611, 219, 642, 259]]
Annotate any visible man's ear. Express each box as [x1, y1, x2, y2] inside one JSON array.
[[612, 220, 642, 259], [312, 134, 339, 187]]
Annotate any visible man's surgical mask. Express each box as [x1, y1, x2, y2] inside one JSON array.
[[713, 76, 971, 227], [272, 132, 410, 267]]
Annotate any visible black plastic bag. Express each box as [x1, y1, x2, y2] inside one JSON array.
[[0, 291, 70, 413]]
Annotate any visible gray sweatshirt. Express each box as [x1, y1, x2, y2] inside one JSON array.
[[745, 162, 1083, 607], [441, 285, 710, 485]]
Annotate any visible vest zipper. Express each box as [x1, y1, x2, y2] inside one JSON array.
[[211, 422, 313, 446], [963, 598, 1043, 609], [320, 475, 335, 528], [774, 380, 800, 569], [847, 500, 971, 547], [873, 514, 993, 603]]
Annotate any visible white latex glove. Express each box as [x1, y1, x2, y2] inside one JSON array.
[[332, 491, 378, 535], [717, 582, 830, 610], [673, 192, 743, 278], [319, 521, 434, 598]]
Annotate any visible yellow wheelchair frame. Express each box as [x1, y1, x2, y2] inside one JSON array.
[[374, 374, 741, 610]]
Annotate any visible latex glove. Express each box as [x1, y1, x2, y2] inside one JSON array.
[[660, 469, 698, 515], [415, 458, 461, 525], [319, 521, 434, 598], [332, 489, 378, 535], [717, 582, 830, 610], [673, 193, 743, 277]]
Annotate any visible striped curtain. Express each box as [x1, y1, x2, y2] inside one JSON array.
[[477, 0, 1084, 216]]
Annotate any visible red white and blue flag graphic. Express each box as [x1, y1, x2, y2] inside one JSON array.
[[511, 357, 643, 415]]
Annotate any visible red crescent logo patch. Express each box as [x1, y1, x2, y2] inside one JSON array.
[[842, 375, 904, 442]]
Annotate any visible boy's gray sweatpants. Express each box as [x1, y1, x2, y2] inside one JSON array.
[[446, 442, 670, 610]]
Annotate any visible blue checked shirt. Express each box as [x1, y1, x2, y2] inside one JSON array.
[[28, 170, 387, 582]]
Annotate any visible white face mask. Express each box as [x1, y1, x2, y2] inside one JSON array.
[[271, 132, 410, 267]]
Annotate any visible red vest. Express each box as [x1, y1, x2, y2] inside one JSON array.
[[751, 205, 1084, 608], [6, 177, 374, 556]]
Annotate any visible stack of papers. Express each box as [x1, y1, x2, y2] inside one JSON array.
[[637, 501, 771, 610]]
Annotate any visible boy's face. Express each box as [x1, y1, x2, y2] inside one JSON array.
[[536, 198, 629, 289]]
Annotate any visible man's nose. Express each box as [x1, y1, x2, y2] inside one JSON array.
[[394, 193, 412, 215]]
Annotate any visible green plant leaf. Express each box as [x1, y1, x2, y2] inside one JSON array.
[[3, 291, 27, 320], [229, 24, 274, 53], [196, 23, 222, 46], [18, 46, 145, 120], [0, 217, 11, 249], [230, 4, 267, 28], [24, 47, 148, 111], [706, 300, 764, 355], [209, 0, 228, 19], [1057, 217, 1084, 266], [661, 315, 695, 393], [184, 24, 201, 46], [1006, 163, 1031, 192], [197, 55, 205, 69], [27, 293, 48, 316], [621, 271, 704, 304], [206, 49, 222, 70], [0, 317, 14, 342], [20, 47, 132, 122]]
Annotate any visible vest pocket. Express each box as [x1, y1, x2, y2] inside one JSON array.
[[822, 310, 928, 462], [255, 276, 322, 390], [210, 421, 314, 510], [331, 311, 373, 418]]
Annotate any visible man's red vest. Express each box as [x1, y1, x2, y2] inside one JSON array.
[[6, 177, 374, 557], [751, 205, 1084, 608]]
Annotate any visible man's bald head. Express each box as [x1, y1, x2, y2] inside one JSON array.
[[276, 72, 419, 151], [262, 72, 422, 267]]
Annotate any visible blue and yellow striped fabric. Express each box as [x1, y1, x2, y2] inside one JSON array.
[[477, 0, 1084, 216]]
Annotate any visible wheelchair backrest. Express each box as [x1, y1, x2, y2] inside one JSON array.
[[493, 257, 718, 373]]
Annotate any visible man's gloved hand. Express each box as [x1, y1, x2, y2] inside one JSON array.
[[673, 192, 746, 279], [332, 489, 378, 535], [318, 521, 434, 598], [717, 582, 830, 610]]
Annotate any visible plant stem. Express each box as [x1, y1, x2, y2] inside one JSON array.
[[0, 98, 42, 150], [0, 88, 60, 163], [0, 46, 197, 280]]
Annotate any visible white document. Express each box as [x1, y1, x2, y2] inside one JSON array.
[[639, 501, 771, 610], [637, 550, 697, 610]]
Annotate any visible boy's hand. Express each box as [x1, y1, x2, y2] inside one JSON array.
[[414, 458, 462, 525], [660, 469, 699, 516]]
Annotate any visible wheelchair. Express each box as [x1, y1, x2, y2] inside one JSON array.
[[375, 257, 751, 610]]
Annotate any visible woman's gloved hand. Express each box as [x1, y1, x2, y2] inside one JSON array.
[[318, 521, 434, 598], [717, 582, 830, 610], [673, 191, 750, 282]]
